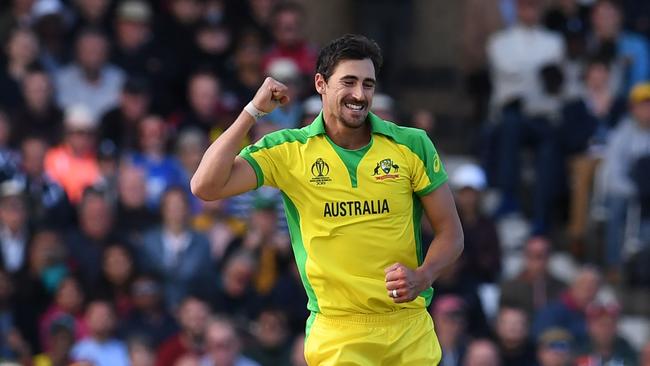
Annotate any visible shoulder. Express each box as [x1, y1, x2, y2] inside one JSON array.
[[246, 127, 311, 152]]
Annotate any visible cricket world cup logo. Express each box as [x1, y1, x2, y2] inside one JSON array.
[[310, 158, 332, 185], [311, 158, 329, 177]]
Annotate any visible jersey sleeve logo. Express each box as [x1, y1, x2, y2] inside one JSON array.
[[372, 158, 400, 181], [310, 158, 332, 186], [433, 153, 441, 173]]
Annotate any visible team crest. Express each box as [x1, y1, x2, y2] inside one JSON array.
[[310, 158, 332, 185], [373, 158, 400, 180]]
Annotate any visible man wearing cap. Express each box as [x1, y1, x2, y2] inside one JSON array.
[[536, 327, 574, 366], [451, 163, 501, 284], [111, 0, 171, 94], [600, 82, 650, 278], [44, 105, 101, 204]]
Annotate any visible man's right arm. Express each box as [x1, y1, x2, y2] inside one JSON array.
[[190, 77, 289, 201]]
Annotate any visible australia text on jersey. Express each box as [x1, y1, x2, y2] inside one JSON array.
[[323, 199, 390, 217]]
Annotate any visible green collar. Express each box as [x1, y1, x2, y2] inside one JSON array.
[[304, 110, 395, 138]]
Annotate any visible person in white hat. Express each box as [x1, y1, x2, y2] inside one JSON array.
[[44, 104, 101, 203], [451, 163, 502, 283]]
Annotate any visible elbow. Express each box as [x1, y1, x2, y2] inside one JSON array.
[[190, 175, 220, 201]]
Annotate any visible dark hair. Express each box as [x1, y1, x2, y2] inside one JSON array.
[[316, 34, 383, 82]]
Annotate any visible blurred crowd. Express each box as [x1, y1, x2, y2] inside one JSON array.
[[0, 0, 647, 365]]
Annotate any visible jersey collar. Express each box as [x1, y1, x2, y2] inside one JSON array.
[[305, 111, 395, 138]]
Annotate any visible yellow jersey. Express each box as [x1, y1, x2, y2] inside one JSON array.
[[239, 112, 447, 318]]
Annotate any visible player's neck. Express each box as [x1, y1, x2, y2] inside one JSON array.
[[322, 114, 371, 150]]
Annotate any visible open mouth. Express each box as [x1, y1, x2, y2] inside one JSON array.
[[344, 102, 365, 111]]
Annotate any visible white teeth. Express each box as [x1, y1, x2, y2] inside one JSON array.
[[345, 103, 363, 111]]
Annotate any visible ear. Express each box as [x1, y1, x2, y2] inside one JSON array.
[[315, 73, 326, 95]]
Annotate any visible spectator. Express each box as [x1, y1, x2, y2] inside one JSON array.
[[176, 72, 227, 138], [461, 0, 506, 122], [65, 188, 117, 285], [44, 105, 100, 204], [0, 179, 29, 275], [14, 136, 72, 229], [127, 115, 188, 210], [31, 0, 68, 74], [574, 302, 637, 365], [487, 0, 565, 115], [12, 229, 66, 350], [0, 110, 18, 179], [370, 93, 396, 122], [95, 244, 137, 319], [54, 28, 125, 121], [32, 316, 75, 366], [156, 296, 210, 366], [128, 336, 156, 366], [432, 295, 469, 366], [200, 316, 261, 366], [499, 236, 566, 320], [139, 187, 214, 309], [111, 0, 176, 111], [156, 0, 203, 105], [267, 258, 308, 336], [70, 300, 129, 366], [0, 268, 31, 363], [10, 67, 63, 147], [487, 0, 566, 233], [588, 0, 649, 97], [191, 21, 233, 80], [261, 2, 317, 79], [210, 250, 260, 324], [536, 327, 574, 366], [244, 308, 291, 366], [300, 95, 321, 127], [226, 30, 265, 106], [434, 259, 490, 338], [0, 27, 39, 109], [99, 77, 152, 151], [115, 164, 160, 245], [241, 198, 290, 296], [260, 58, 303, 129], [601, 82, 650, 278], [39, 276, 88, 352], [451, 163, 501, 284], [122, 275, 178, 348], [532, 266, 601, 343], [463, 339, 501, 366], [175, 128, 209, 180], [559, 57, 627, 258], [69, 0, 112, 36], [494, 306, 536, 366], [0, 0, 34, 44]]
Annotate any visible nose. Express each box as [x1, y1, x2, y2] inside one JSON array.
[[351, 83, 364, 101]]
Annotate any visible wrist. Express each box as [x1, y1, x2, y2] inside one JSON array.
[[415, 265, 437, 287], [244, 101, 268, 121]]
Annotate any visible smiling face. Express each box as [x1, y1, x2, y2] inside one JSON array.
[[316, 58, 376, 129]]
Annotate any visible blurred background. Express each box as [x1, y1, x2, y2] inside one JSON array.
[[0, 0, 648, 365]]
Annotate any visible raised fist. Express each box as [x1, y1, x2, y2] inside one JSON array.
[[251, 77, 291, 113]]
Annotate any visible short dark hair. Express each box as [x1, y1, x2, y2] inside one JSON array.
[[316, 34, 383, 82]]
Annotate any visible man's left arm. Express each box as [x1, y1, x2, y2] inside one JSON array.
[[385, 183, 464, 303]]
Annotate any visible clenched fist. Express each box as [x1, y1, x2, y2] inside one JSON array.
[[251, 77, 291, 113], [384, 262, 432, 303]]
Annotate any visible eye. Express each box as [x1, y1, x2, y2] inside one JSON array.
[[363, 82, 375, 89], [342, 80, 354, 87]]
